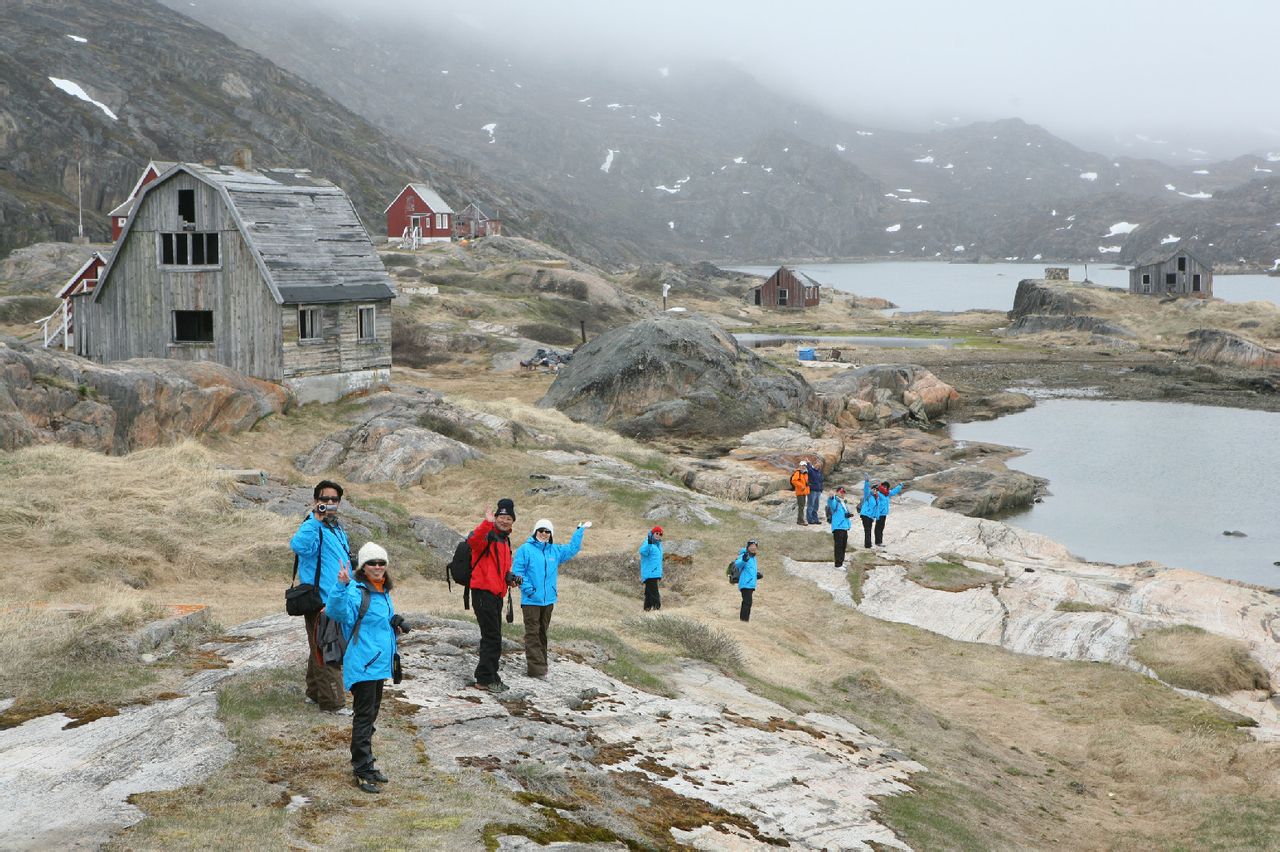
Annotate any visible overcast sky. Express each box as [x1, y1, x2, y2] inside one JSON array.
[[334, 0, 1278, 160]]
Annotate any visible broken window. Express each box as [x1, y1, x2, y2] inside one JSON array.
[[777, 287, 788, 305], [1142, 273, 1151, 285], [173, 310, 213, 343], [1165, 273, 1177, 287], [178, 189, 195, 225], [298, 307, 321, 341], [357, 306, 376, 340], [1192, 274, 1202, 292], [159, 233, 219, 267], [1177, 256, 1187, 272]]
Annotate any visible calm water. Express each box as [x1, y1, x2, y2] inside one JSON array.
[[729, 261, 1280, 314], [734, 333, 960, 349], [949, 400, 1280, 587]]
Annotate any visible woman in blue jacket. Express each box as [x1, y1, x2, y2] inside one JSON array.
[[862, 478, 903, 548], [733, 540, 761, 622], [326, 542, 405, 794], [639, 526, 664, 611], [827, 486, 853, 567], [511, 518, 588, 678]]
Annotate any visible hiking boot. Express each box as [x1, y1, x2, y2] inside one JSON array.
[[484, 680, 509, 693], [325, 706, 353, 716], [366, 767, 389, 783], [355, 775, 382, 794]]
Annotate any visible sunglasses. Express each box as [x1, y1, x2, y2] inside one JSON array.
[[363, 560, 387, 567], [318, 496, 341, 504], [535, 528, 551, 535]]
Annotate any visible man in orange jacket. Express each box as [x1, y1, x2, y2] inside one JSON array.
[[468, 498, 518, 692], [790, 462, 810, 525]]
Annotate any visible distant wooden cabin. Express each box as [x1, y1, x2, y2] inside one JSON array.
[[455, 201, 502, 239], [39, 251, 107, 349], [109, 160, 175, 241], [752, 266, 821, 309], [385, 183, 454, 242], [1130, 243, 1213, 298], [73, 161, 395, 404]]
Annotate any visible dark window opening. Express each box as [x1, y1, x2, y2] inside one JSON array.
[[1192, 274, 1202, 292], [753, 289, 761, 306], [298, 307, 321, 341], [357, 306, 376, 340], [173, 310, 213, 343], [159, 233, 220, 267], [1177, 256, 1187, 272], [178, 189, 195, 224], [1141, 273, 1150, 285], [1165, 273, 1177, 286]]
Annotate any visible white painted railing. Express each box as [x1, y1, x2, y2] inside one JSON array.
[[35, 303, 70, 349]]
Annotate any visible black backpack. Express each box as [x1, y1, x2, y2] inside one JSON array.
[[824, 497, 835, 523], [727, 559, 742, 584], [446, 538, 492, 610]]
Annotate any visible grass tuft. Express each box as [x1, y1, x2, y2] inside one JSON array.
[[628, 615, 744, 672], [1131, 625, 1271, 695], [905, 560, 998, 592]]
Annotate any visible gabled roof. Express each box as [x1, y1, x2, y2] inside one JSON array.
[[57, 251, 108, 299], [96, 163, 395, 305], [108, 197, 135, 218], [1133, 241, 1213, 269], [459, 201, 491, 220], [384, 183, 455, 215], [756, 266, 822, 289]]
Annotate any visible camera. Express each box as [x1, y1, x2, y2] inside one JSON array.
[[390, 614, 410, 634]]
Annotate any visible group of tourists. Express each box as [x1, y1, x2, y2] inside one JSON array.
[[289, 462, 900, 794]]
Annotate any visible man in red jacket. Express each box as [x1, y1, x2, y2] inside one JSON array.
[[468, 498, 517, 692]]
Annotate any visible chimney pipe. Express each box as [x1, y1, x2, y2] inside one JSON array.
[[232, 147, 252, 171]]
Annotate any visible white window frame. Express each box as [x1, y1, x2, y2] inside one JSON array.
[[357, 305, 376, 341], [777, 287, 788, 306], [298, 306, 321, 342], [435, 213, 448, 231]]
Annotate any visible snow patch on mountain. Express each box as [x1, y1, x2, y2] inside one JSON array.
[[1079, 172, 1098, 181], [885, 224, 901, 232], [48, 78, 117, 120], [914, 155, 935, 164], [1098, 245, 1122, 253], [1103, 222, 1138, 237], [481, 123, 497, 143], [1161, 234, 1181, 244], [66, 34, 87, 43], [600, 149, 617, 173]]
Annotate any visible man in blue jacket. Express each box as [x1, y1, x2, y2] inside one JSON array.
[[511, 517, 589, 678], [862, 478, 904, 549], [733, 540, 761, 622], [805, 460, 825, 525], [639, 526, 664, 611], [290, 479, 353, 713], [827, 485, 853, 567]]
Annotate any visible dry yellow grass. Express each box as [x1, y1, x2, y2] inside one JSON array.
[[1132, 625, 1272, 695]]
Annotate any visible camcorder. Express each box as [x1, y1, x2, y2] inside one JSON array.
[[390, 614, 410, 634]]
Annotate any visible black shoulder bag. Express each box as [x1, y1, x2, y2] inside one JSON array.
[[286, 518, 326, 616]]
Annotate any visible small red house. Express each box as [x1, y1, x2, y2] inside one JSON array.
[[455, 202, 502, 239], [40, 250, 107, 349], [752, 266, 821, 309], [385, 183, 455, 243], [109, 160, 174, 240]]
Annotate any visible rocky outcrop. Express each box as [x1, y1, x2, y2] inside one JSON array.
[[912, 465, 1047, 517], [812, 364, 959, 428], [539, 316, 819, 439], [0, 241, 104, 296], [1008, 278, 1108, 320], [0, 340, 291, 453], [1185, 329, 1280, 370], [1006, 314, 1135, 337]]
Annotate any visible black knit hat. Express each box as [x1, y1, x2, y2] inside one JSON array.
[[495, 498, 516, 520]]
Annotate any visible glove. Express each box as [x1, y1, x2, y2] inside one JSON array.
[[578, 521, 592, 529], [505, 572, 520, 587]]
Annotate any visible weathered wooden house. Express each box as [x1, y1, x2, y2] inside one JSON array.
[[454, 202, 502, 239], [1129, 243, 1213, 298], [38, 250, 107, 349], [73, 160, 394, 404], [751, 266, 821, 308], [108, 160, 174, 241], [385, 183, 454, 242]]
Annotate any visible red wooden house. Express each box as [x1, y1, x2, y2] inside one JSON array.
[[385, 183, 455, 243], [39, 250, 107, 349], [109, 160, 174, 240], [752, 266, 821, 309]]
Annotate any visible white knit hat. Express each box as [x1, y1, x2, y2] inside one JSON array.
[[533, 518, 555, 537], [357, 542, 389, 567]]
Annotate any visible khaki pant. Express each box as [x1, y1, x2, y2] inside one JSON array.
[[305, 610, 345, 710], [522, 604, 554, 677], [796, 494, 808, 524]]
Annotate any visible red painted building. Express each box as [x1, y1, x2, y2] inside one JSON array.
[[42, 251, 107, 349], [752, 266, 821, 308], [109, 161, 174, 240], [385, 183, 455, 242]]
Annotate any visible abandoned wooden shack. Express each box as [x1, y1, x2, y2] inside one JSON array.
[[752, 266, 821, 308], [454, 201, 502, 239], [73, 159, 394, 404], [1129, 243, 1213, 297], [385, 183, 454, 242]]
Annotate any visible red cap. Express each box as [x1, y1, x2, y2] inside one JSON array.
[[651, 526, 664, 535]]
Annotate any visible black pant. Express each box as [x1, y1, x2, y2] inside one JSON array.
[[861, 515, 885, 548], [739, 588, 753, 621], [833, 529, 848, 567], [350, 679, 383, 776], [643, 578, 661, 611], [473, 589, 503, 685]]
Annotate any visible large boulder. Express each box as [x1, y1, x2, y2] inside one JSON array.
[[1185, 329, 1280, 370], [1007, 278, 1111, 319], [539, 315, 819, 439], [812, 364, 959, 427], [1006, 314, 1135, 338], [911, 465, 1046, 517], [0, 340, 291, 453]]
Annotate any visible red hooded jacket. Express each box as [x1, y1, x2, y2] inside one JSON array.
[[467, 519, 513, 595]]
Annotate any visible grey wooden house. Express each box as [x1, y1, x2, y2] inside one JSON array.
[[73, 160, 395, 404], [1129, 243, 1213, 298]]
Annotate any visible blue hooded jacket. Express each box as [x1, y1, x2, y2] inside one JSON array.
[[827, 494, 852, 531], [511, 525, 585, 606], [733, 548, 759, 590], [862, 480, 903, 519], [806, 463, 824, 492], [639, 533, 664, 581], [290, 516, 351, 601], [325, 579, 397, 691]]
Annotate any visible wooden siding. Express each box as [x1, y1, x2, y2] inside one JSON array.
[[281, 300, 392, 379], [1129, 253, 1213, 298], [82, 173, 284, 380], [386, 187, 452, 239], [753, 267, 821, 308]]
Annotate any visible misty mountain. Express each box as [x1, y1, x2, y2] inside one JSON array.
[[0, 0, 565, 261]]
